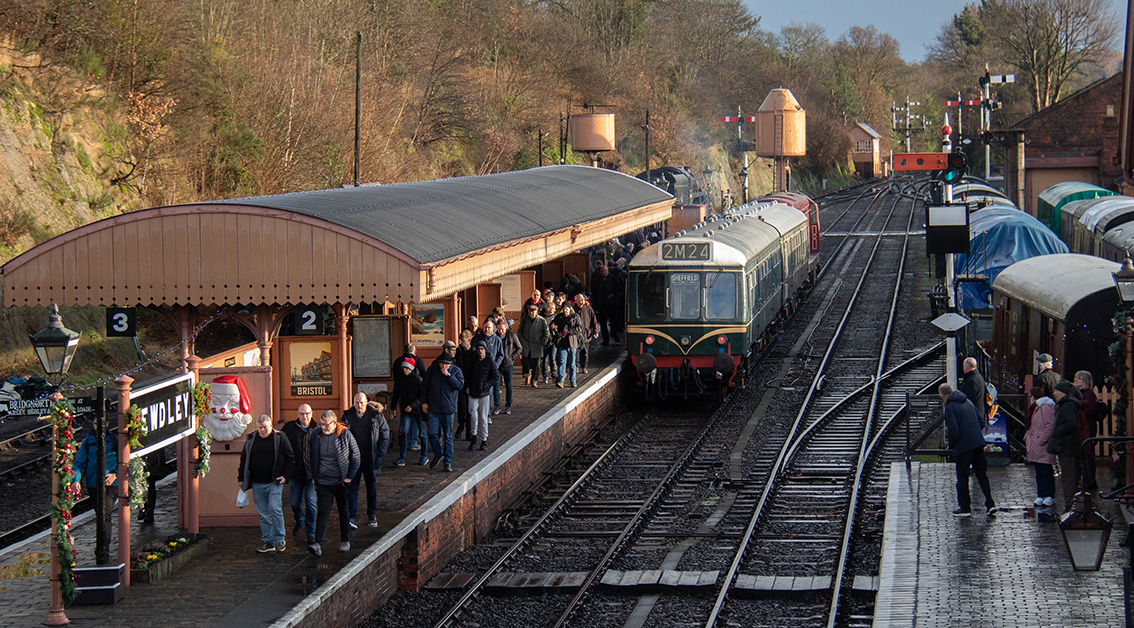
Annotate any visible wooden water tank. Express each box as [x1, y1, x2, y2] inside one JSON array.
[[570, 113, 616, 152], [754, 89, 806, 157]]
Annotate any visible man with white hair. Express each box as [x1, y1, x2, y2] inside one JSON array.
[[1036, 353, 1061, 399]]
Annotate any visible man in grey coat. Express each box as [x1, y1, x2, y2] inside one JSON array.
[[941, 383, 995, 517]]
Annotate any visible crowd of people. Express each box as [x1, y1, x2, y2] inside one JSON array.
[[942, 353, 1108, 520], [229, 248, 638, 557]]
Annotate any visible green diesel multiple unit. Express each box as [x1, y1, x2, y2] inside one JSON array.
[[626, 199, 818, 396]]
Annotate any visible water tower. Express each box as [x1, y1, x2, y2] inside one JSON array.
[[570, 112, 616, 167], [754, 89, 806, 191]]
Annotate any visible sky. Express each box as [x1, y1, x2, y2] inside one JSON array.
[[750, 0, 1127, 63]]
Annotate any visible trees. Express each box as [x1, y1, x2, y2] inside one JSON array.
[[933, 0, 1118, 113]]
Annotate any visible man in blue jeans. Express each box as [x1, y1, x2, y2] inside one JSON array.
[[393, 358, 427, 467], [281, 404, 317, 544], [238, 415, 295, 552], [421, 353, 465, 472]]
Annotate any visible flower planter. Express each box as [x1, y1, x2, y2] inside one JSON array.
[[130, 535, 211, 584]]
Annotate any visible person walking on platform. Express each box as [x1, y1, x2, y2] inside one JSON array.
[[306, 410, 360, 556], [1036, 354, 1061, 398], [1049, 379, 1083, 511], [454, 333, 475, 440], [518, 302, 550, 387], [1074, 371, 1101, 492], [940, 383, 996, 517], [421, 351, 465, 472], [394, 359, 428, 467], [467, 339, 500, 451], [476, 319, 504, 416], [342, 392, 390, 529], [238, 415, 295, 553], [959, 357, 989, 427], [282, 405, 317, 544], [541, 301, 558, 383], [573, 293, 599, 376], [392, 344, 427, 451], [552, 305, 583, 387], [1024, 386, 1057, 507], [497, 318, 521, 414]]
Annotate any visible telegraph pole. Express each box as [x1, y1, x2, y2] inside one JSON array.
[[891, 97, 926, 152]]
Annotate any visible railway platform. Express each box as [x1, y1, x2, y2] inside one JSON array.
[[0, 342, 631, 628], [875, 461, 1127, 628]]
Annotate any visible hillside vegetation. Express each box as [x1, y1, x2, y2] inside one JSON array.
[[0, 0, 1121, 383]]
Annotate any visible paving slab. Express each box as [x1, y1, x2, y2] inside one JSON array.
[[875, 461, 1127, 628]]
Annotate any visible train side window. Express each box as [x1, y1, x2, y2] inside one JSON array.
[[670, 272, 701, 320], [637, 273, 667, 323], [706, 272, 737, 320]]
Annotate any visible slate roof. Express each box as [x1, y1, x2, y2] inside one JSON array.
[[211, 165, 672, 264]]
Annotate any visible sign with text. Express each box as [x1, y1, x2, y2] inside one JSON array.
[[0, 395, 98, 419], [661, 241, 711, 261], [128, 372, 196, 458]]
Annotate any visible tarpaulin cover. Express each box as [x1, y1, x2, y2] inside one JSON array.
[[956, 206, 1069, 308]]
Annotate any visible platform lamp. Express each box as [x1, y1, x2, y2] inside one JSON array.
[[1059, 491, 1112, 571], [31, 304, 80, 626]]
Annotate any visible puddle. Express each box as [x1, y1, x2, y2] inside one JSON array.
[[0, 552, 48, 579]]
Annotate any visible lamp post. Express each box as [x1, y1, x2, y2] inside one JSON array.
[[30, 304, 79, 626]]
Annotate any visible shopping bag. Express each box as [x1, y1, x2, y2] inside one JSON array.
[[236, 489, 249, 508]]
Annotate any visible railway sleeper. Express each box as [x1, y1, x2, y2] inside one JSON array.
[[599, 569, 719, 592], [732, 574, 832, 597], [482, 571, 590, 594]]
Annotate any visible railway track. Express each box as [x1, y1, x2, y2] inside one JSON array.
[[0, 423, 55, 482], [374, 182, 943, 628]]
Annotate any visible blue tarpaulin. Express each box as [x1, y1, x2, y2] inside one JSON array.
[[957, 206, 1069, 309]]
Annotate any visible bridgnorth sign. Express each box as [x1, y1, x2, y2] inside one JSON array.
[[129, 372, 197, 458]]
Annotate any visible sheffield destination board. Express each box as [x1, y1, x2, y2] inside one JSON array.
[[128, 372, 197, 458]]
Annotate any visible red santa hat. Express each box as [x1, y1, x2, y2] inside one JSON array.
[[402, 357, 416, 370], [211, 375, 251, 415]]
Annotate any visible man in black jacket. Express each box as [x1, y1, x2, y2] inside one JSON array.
[[959, 357, 989, 427], [281, 404, 317, 544], [305, 410, 361, 556], [466, 339, 499, 451], [392, 344, 426, 450], [341, 392, 390, 529], [238, 415, 295, 553], [394, 359, 427, 467]]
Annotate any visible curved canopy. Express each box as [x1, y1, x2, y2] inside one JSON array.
[[992, 253, 1118, 320], [1039, 181, 1115, 210], [957, 206, 1068, 308], [2, 165, 674, 307]]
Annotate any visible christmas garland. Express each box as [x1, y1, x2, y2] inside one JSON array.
[[192, 382, 212, 478], [45, 398, 80, 604], [125, 404, 146, 449], [128, 457, 149, 511], [1111, 312, 1130, 489]]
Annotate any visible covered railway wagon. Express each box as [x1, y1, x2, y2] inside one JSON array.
[[952, 180, 1011, 208], [1036, 181, 1115, 238], [1076, 197, 1134, 256], [955, 205, 1067, 309], [989, 254, 1120, 393], [626, 199, 814, 396]]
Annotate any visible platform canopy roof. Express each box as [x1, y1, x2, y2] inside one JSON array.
[[2, 165, 673, 308]]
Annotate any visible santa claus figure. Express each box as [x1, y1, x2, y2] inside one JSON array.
[[204, 375, 254, 441]]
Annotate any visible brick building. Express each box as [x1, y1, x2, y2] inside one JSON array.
[[1004, 73, 1122, 215], [849, 122, 883, 178]]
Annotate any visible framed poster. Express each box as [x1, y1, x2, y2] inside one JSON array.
[[410, 303, 445, 347], [500, 275, 522, 311], [352, 316, 392, 378], [289, 341, 334, 396]]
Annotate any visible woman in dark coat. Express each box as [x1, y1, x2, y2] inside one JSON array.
[[1048, 380, 1082, 512]]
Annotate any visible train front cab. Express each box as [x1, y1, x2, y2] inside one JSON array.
[[628, 266, 746, 396]]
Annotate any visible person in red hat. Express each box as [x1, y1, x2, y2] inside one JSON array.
[[393, 358, 426, 467], [205, 375, 255, 441]]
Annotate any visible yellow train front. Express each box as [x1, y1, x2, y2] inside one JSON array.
[[626, 199, 816, 397]]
